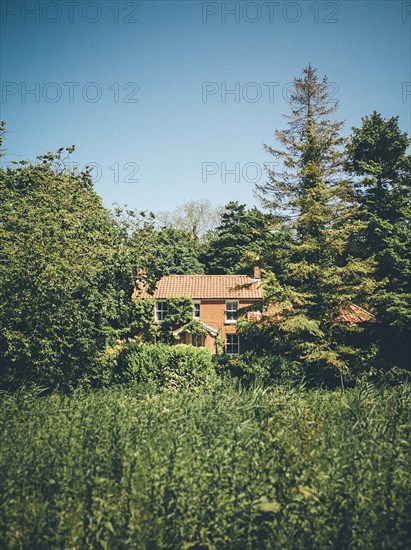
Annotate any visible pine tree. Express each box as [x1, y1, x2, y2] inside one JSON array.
[[347, 112, 411, 370], [256, 65, 375, 379]]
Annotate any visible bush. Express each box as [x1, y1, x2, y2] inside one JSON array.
[[114, 343, 217, 390], [359, 366, 411, 386], [214, 352, 304, 386]]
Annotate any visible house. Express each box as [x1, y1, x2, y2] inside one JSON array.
[[134, 266, 374, 355], [135, 267, 264, 354]]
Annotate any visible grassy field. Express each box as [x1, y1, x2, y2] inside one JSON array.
[[0, 382, 410, 549]]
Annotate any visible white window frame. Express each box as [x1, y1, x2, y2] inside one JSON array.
[[226, 334, 240, 354], [193, 301, 201, 320], [155, 300, 168, 322], [225, 300, 239, 323]]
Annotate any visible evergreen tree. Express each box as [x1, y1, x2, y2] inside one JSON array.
[[256, 65, 375, 379], [201, 201, 273, 275], [347, 112, 411, 369]]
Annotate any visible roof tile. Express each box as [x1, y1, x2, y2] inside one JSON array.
[[136, 274, 263, 300]]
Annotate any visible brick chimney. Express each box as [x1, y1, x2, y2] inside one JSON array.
[[253, 265, 261, 280]]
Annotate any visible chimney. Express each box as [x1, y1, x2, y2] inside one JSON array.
[[253, 265, 261, 280]]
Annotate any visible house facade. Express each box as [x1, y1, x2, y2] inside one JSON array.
[[136, 268, 264, 354], [134, 267, 374, 354]]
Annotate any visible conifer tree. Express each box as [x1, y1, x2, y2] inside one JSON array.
[[256, 65, 375, 379], [347, 112, 411, 370]]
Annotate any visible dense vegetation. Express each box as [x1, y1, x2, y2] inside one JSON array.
[[0, 66, 410, 548], [1, 383, 409, 549], [1, 65, 409, 390], [113, 343, 217, 389]]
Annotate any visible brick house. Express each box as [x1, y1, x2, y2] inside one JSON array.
[[136, 267, 264, 354], [134, 266, 374, 355]]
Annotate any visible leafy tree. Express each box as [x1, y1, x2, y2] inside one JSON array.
[[201, 201, 274, 275], [255, 65, 375, 379], [113, 209, 205, 292], [347, 112, 411, 369], [157, 199, 223, 241], [151, 227, 205, 278], [0, 147, 137, 388]]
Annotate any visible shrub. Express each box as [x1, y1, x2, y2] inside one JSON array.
[[214, 352, 304, 386], [114, 343, 217, 390]]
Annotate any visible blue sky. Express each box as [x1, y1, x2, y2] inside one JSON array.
[[1, 0, 410, 212]]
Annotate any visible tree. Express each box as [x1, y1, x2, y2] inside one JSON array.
[[0, 147, 137, 388], [347, 112, 411, 369], [255, 65, 375, 379], [157, 199, 223, 241], [0, 120, 5, 155], [113, 209, 205, 292], [151, 227, 205, 278], [201, 201, 274, 275]]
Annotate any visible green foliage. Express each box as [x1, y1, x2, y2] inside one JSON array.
[[130, 298, 158, 342], [215, 352, 304, 386], [0, 120, 5, 154], [152, 228, 205, 278], [347, 111, 411, 369], [176, 319, 208, 337], [215, 333, 225, 356], [119, 297, 206, 352], [114, 343, 217, 390], [0, 150, 137, 389], [255, 65, 376, 376], [0, 384, 409, 548], [201, 201, 274, 275], [113, 208, 205, 294], [236, 317, 279, 354], [160, 297, 195, 343]]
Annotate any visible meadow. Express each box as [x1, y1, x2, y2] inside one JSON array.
[[0, 382, 410, 549]]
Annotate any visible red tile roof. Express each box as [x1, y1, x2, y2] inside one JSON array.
[[136, 274, 264, 300], [334, 302, 375, 325]]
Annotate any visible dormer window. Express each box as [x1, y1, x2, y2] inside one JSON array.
[[225, 300, 239, 322]]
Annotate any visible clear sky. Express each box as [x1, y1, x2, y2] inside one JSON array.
[[1, 0, 410, 212]]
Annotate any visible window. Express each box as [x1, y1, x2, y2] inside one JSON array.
[[155, 300, 168, 322], [192, 334, 203, 347], [194, 301, 201, 319], [226, 334, 239, 354], [225, 300, 239, 322]]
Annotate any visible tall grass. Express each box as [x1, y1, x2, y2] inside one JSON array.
[[0, 382, 410, 548]]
